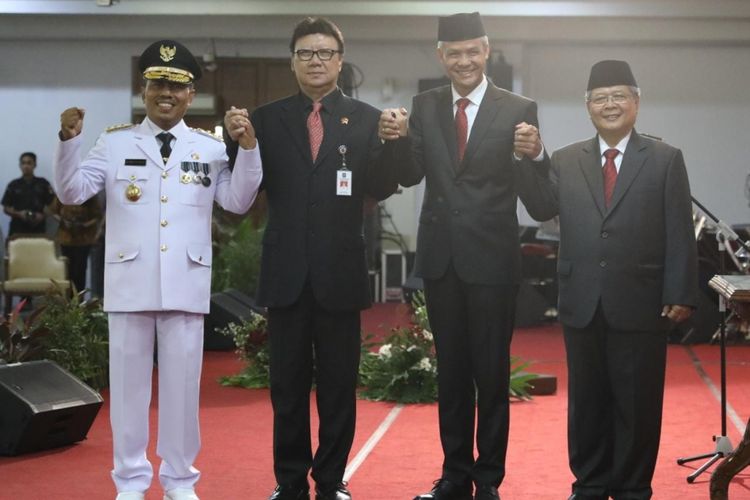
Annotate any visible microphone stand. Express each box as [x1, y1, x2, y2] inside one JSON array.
[[677, 197, 750, 482]]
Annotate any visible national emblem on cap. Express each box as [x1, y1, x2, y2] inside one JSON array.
[[139, 39, 202, 84]]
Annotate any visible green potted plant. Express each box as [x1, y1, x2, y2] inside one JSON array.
[[0, 300, 51, 365], [36, 287, 109, 390]]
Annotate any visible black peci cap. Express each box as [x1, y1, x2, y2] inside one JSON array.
[[587, 60, 637, 91], [138, 39, 202, 84], [438, 12, 486, 42]]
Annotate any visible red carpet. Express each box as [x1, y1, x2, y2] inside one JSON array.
[[1, 304, 749, 499]]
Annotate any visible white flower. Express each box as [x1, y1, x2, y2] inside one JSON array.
[[416, 357, 432, 371], [407, 345, 418, 352], [378, 344, 392, 358], [423, 330, 433, 341]]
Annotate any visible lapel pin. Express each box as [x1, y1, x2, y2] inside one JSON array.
[[340, 117, 349, 125]]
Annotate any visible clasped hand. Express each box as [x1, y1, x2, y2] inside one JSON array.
[[514, 122, 543, 160], [224, 106, 257, 150], [378, 107, 408, 141]]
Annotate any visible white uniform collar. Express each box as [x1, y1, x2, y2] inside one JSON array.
[[143, 116, 189, 140]]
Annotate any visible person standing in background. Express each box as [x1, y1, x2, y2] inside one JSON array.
[[2, 152, 55, 237], [51, 195, 103, 294]]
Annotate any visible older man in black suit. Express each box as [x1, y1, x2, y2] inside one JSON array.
[[226, 16, 397, 500], [379, 12, 550, 500], [527, 60, 698, 500]]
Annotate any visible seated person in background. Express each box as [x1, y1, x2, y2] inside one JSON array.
[[2, 152, 55, 237], [51, 195, 103, 294]]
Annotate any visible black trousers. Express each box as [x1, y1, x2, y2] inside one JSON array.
[[563, 305, 668, 500], [61, 244, 91, 294], [268, 282, 361, 488], [424, 263, 517, 487]]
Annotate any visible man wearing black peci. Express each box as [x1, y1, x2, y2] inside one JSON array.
[[524, 60, 698, 500], [379, 11, 550, 500]]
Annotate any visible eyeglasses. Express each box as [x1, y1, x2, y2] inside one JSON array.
[[293, 49, 341, 61], [588, 93, 634, 106]]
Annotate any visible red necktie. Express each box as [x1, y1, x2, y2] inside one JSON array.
[[308, 101, 324, 162], [455, 98, 470, 163], [603, 148, 619, 208]]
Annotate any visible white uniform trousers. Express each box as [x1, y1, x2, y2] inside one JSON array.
[[108, 311, 203, 493]]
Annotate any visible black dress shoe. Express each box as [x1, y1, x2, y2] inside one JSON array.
[[268, 484, 310, 500], [474, 484, 500, 500], [568, 494, 607, 500], [414, 479, 473, 500], [314, 482, 352, 500]]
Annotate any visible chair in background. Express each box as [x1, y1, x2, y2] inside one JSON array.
[[1, 236, 71, 315]]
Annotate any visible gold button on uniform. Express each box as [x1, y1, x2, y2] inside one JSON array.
[[160, 195, 168, 203], [118, 252, 124, 259], [160, 244, 168, 252], [161, 171, 168, 179], [161, 219, 168, 227]]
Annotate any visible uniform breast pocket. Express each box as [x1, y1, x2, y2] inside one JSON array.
[[115, 166, 151, 205]]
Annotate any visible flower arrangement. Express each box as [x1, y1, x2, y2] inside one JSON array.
[[358, 324, 438, 403], [220, 291, 538, 403], [218, 311, 270, 388]]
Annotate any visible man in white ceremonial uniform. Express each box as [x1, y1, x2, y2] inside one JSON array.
[[53, 39, 262, 500]]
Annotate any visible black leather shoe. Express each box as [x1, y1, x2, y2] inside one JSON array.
[[414, 479, 473, 500], [314, 482, 352, 500], [268, 484, 310, 500], [568, 494, 607, 500], [474, 484, 500, 500]]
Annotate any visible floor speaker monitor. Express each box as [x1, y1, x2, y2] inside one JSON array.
[[0, 360, 103, 456]]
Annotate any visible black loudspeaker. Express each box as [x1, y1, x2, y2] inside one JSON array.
[[205, 289, 265, 350], [0, 360, 103, 456]]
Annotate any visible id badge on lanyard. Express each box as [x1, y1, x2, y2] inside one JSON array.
[[336, 145, 352, 196]]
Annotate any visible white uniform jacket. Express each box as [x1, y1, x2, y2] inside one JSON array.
[[53, 119, 262, 314]]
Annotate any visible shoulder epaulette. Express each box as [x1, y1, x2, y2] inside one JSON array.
[[105, 123, 135, 133], [640, 132, 663, 142], [191, 127, 224, 142]]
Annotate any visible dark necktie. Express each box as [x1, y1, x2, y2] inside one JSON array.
[[157, 132, 174, 164], [455, 98, 470, 163], [603, 148, 619, 208], [307, 101, 324, 162]]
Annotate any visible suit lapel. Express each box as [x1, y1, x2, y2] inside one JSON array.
[[578, 137, 606, 216], [606, 131, 648, 215], [436, 87, 459, 172], [459, 84, 502, 173], [279, 97, 312, 164], [133, 122, 165, 168], [314, 94, 356, 169]]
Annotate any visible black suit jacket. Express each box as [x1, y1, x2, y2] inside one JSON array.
[[385, 82, 550, 285], [531, 131, 699, 331], [228, 89, 397, 311]]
